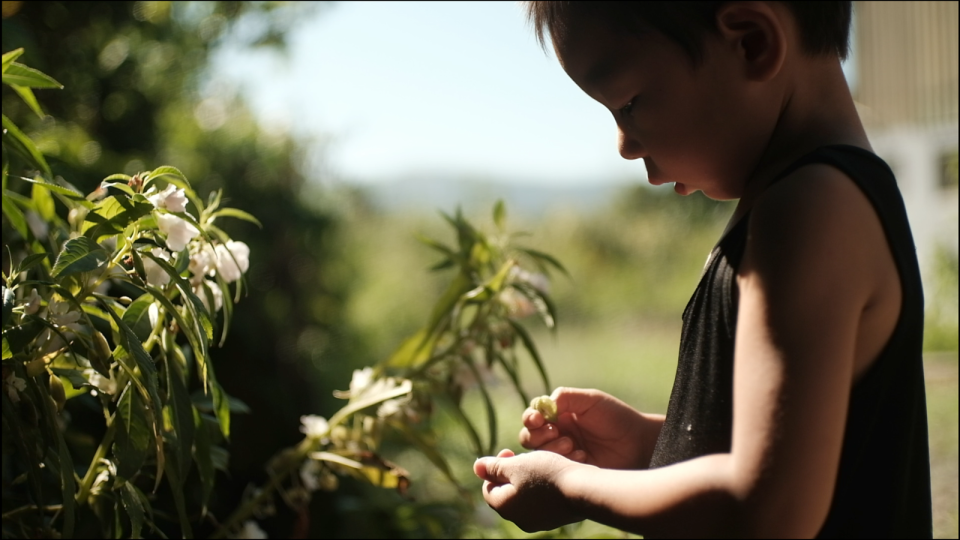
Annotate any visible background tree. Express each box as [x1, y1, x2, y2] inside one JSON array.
[[0, 2, 418, 537]]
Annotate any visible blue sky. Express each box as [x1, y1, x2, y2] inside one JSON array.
[[211, 1, 856, 187]]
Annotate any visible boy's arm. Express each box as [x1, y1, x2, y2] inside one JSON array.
[[480, 166, 895, 537]]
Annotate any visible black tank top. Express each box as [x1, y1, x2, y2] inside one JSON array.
[[647, 145, 932, 538]]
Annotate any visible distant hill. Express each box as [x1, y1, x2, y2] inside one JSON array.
[[355, 175, 638, 217]]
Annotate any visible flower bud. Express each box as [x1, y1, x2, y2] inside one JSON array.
[[49, 375, 66, 412], [26, 357, 46, 378], [530, 395, 558, 423], [88, 331, 113, 377]]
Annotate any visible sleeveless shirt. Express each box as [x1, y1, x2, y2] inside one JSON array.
[[647, 145, 932, 538]]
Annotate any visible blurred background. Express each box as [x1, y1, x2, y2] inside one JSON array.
[[2, 1, 956, 538]]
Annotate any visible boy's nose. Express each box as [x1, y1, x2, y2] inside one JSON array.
[[617, 128, 645, 160]]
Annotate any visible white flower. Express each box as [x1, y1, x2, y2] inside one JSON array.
[[214, 241, 250, 283], [189, 244, 217, 283], [88, 371, 118, 396], [157, 213, 200, 252], [299, 459, 322, 492], [350, 367, 374, 395], [234, 520, 268, 539], [509, 266, 550, 294], [141, 248, 172, 287], [148, 303, 161, 329], [194, 280, 223, 313], [147, 184, 188, 213], [299, 415, 330, 441], [23, 288, 41, 315], [499, 288, 537, 318], [4, 373, 27, 403]]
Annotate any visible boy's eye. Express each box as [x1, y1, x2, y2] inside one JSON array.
[[618, 98, 636, 118]]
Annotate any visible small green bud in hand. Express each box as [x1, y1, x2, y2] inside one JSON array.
[[530, 395, 558, 423]]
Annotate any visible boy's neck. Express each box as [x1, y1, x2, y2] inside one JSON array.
[[728, 58, 870, 227]]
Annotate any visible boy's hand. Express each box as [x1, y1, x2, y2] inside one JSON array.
[[473, 448, 585, 532], [519, 387, 661, 470]]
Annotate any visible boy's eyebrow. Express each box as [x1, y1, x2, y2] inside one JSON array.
[[582, 54, 623, 102]]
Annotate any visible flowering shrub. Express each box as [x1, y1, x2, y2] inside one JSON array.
[[212, 203, 566, 538], [2, 46, 565, 539], [2, 48, 256, 538]]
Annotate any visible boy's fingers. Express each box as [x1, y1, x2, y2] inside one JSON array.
[[522, 407, 546, 428], [519, 423, 560, 449], [551, 387, 602, 416], [537, 436, 575, 456], [474, 455, 511, 484]]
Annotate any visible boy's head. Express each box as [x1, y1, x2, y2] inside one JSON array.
[[522, 1, 854, 200]]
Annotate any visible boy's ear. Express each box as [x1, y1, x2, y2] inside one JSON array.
[[714, 1, 787, 82]]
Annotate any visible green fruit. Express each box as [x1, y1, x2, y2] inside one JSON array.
[[530, 395, 558, 423]]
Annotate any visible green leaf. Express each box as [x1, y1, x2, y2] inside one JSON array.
[[463, 355, 498, 455], [385, 328, 437, 369], [142, 250, 213, 341], [493, 199, 506, 230], [2, 114, 51, 177], [516, 247, 571, 278], [114, 385, 151, 479], [82, 196, 154, 241], [10, 84, 44, 117], [2, 319, 45, 353], [207, 207, 262, 228], [193, 408, 215, 513], [101, 173, 132, 183], [51, 237, 109, 277], [210, 380, 230, 440], [190, 392, 250, 414], [121, 294, 155, 342], [2, 189, 28, 237], [142, 286, 205, 383], [1, 392, 45, 511], [120, 482, 145, 539], [32, 181, 55, 221], [1, 48, 24, 73], [17, 252, 49, 275], [2, 62, 63, 89], [56, 427, 77, 539], [2, 337, 10, 360], [390, 422, 465, 492], [162, 456, 193, 539], [17, 176, 87, 202], [507, 319, 551, 395], [97, 297, 164, 468], [145, 165, 189, 186], [166, 358, 195, 483], [214, 273, 233, 347], [492, 348, 529, 408]]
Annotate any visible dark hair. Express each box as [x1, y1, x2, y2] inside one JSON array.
[[524, 1, 852, 62]]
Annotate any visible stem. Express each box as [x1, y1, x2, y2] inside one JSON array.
[[1, 505, 63, 521], [75, 413, 116, 506], [209, 438, 314, 539]]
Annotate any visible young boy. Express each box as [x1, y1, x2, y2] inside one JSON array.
[[473, 2, 932, 537]]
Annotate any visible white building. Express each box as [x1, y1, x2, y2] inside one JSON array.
[[853, 1, 958, 281]]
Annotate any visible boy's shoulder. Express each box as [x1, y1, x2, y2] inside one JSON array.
[[746, 158, 891, 275], [741, 156, 902, 377]]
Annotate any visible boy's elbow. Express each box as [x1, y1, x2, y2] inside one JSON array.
[[735, 484, 831, 538]]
